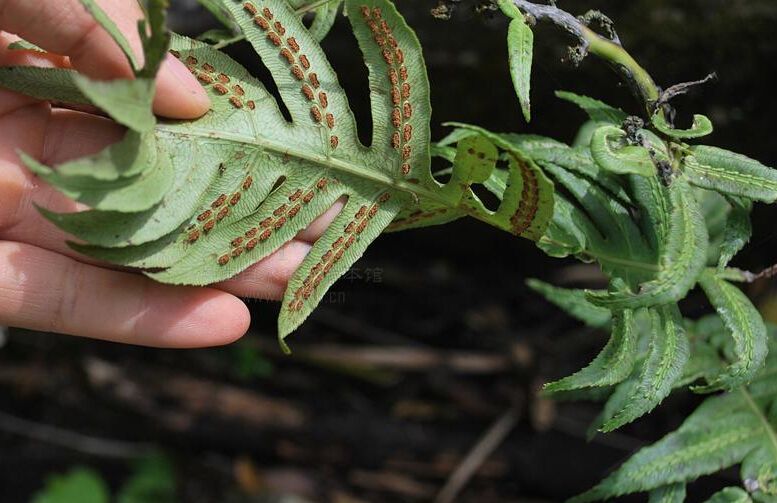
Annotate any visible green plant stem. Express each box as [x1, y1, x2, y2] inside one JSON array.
[[511, 0, 661, 116], [580, 25, 660, 111]]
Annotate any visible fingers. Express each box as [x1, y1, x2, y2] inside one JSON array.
[[0, 0, 209, 118], [0, 240, 250, 347]]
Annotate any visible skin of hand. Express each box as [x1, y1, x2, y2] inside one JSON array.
[[0, 0, 341, 347]]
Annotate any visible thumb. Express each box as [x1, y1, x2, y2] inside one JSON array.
[[0, 0, 210, 118]]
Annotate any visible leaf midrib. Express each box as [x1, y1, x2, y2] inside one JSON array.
[[156, 124, 449, 205]]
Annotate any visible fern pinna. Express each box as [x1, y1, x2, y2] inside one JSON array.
[[0, 0, 553, 348], [440, 87, 777, 432]]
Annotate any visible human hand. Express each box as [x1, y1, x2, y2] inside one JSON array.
[[0, 0, 341, 347]]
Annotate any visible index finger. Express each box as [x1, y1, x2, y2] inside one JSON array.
[[0, 0, 210, 118]]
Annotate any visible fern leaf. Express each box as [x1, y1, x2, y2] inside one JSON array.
[[704, 488, 753, 503], [587, 177, 708, 309], [685, 147, 777, 203], [599, 305, 689, 432], [590, 125, 656, 177], [718, 197, 752, 270], [573, 392, 763, 502], [651, 112, 714, 139], [505, 9, 533, 122], [649, 483, 687, 503], [0, 0, 559, 340], [526, 279, 611, 328], [393, 124, 555, 239], [544, 309, 636, 393], [0, 67, 90, 105], [555, 91, 628, 125], [695, 271, 768, 392]]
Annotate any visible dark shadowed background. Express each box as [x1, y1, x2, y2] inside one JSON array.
[[2, 1, 776, 501]]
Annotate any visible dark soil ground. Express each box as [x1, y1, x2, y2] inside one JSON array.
[[2, 1, 777, 501]]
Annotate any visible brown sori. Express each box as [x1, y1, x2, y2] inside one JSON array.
[[202, 63, 215, 73], [262, 7, 273, 19], [309, 73, 320, 88], [389, 68, 399, 86], [316, 178, 328, 190], [381, 48, 394, 65], [203, 220, 216, 233], [245, 228, 258, 238], [287, 37, 300, 53], [217, 207, 230, 221], [242, 176, 253, 190], [246, 238, 259, 250], [229, 96, 244, 109], [231, 247, 244, 258], [288, 204, 301, 218], [403, 123, 413, 142], [197, 73, 213, 85], [310, 106, 323, 123], [403, 101, 412, 119], [260, 217, 274, 228], [213, 83, 229, 95], [289, 189, 303, 202], [231, 237, 244, 247], [303, 191, 315, 203], [273, 204, 288, 216], [255, 16, 269, 30], [401, 163, 411, 175], [267, 32, 282, 46], [280, 48, 294, 64], [330, 136, 339, 149], [378, 192, 391, 203], [247, 100, 256, 110], [391, 132, 400, 149], [391, 108, 401, 127], [290, 65, 304, 81], [401, 82, 411, 99], [243, 2, 257, 15], [299, 55, 310, 70], [390, 87, 400, 105], [273, 216, 287, 230], [218, 254, 230, 265], [399, 66, 408, 81], [355, 206, 368, 219], [212, 194, 228, 208], [187, 230, 201, 243], [197, 210, 213, 221], [170, 50, 180, 58], [230, 193, 242, 206], [273, 21, 286, 36], [318, 92, 328, 108], [301, 84, 314, 101], [259, 229, 272, 241], [233, 84, 245, 96], [402, 144, 412, 160], [186, 56, 198, 66], [217, 73, 230, 84], [325, 113, 335, 128]]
